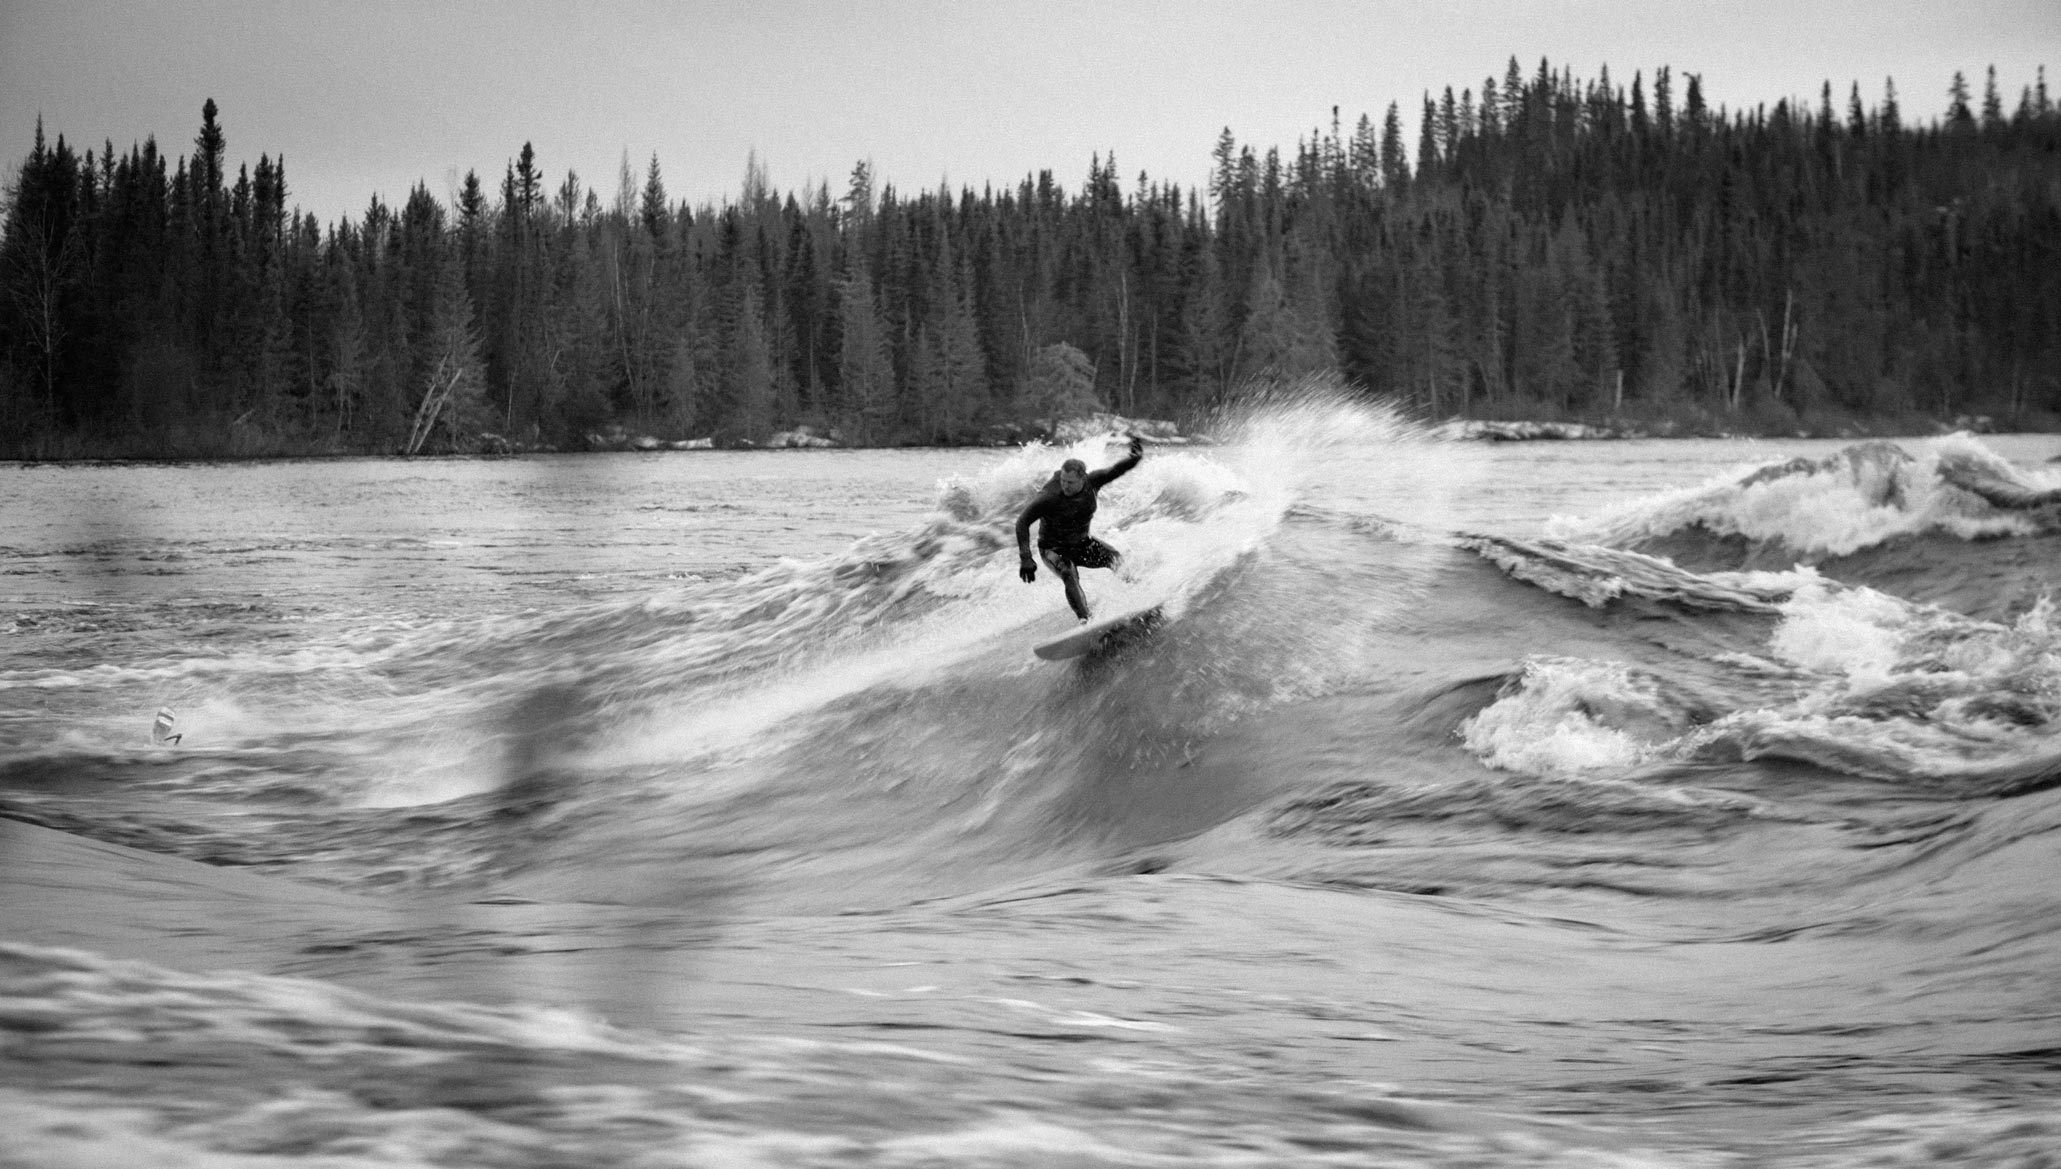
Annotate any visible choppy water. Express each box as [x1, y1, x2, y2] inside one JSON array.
[[4, 401, 2060, 1167]]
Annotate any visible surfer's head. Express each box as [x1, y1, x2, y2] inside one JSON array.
[[1058, 458, 1087, 494]]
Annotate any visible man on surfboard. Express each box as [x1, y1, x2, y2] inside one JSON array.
[[1015, 434, 1144, 621]]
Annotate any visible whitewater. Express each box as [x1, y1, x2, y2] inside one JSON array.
[[3, 398, 2059, 1167]]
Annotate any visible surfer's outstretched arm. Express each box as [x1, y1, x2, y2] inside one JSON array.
[[1088, 434, 1145, 489]]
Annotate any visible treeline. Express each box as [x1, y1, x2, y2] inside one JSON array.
[[3, 60, 2058, 457]]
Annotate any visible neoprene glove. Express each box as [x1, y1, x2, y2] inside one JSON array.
[[1019, 555, 1036, 583]]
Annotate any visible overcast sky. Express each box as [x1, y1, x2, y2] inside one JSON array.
[[4, 0, 2057, 226]]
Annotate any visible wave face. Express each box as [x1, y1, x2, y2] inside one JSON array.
[[4, 410, 2060, 1166]]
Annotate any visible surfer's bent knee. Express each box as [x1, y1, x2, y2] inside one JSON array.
[[1038, 548, 1075, 576]]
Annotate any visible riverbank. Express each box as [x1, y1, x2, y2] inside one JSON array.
[[4, 405, 2046, 463]]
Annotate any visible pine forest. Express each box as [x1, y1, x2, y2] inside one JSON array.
[[3, 58, 2058, 458]]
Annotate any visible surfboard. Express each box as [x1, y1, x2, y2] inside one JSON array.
[[1032, 604, 1164, 660]]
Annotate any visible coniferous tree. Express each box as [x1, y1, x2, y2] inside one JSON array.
[[719, 277, 774, 442], [913, 238, 987, 442], [835, 267, 894, 442], [0, 121, 85, 421], [1379, 103, 1410, 189], [325, 249, 368, 436], [1948, 71, 1976, 130]]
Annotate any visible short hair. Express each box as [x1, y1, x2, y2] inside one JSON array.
[[1060, 458, 1087, 474]]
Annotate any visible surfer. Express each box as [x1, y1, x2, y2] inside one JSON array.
[[1015, 434, 1144, 621]]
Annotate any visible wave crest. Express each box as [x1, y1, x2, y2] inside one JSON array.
[[1551, 434, 2061, 564]]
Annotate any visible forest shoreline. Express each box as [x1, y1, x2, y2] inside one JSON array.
[[7, 62, 2057, 467]]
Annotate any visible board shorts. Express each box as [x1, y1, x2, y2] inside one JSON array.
[[1038, 538, 1120, 572]]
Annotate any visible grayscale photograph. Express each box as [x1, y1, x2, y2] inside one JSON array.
[[3, 1, 2059, 1164]]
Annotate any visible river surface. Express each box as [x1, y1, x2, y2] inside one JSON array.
[[4, 401, 2059, 1166]]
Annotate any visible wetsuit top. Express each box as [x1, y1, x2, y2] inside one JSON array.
[[1015, 449, 1141, 556]]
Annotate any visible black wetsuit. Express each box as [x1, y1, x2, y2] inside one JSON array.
[[1015, 448, 1140, 618]]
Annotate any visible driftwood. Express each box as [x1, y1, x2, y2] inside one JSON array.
[[404, 352, 466, 456]]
